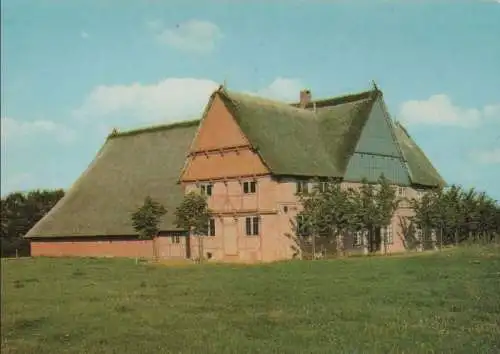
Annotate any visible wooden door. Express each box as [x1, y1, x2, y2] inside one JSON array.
[[223, 218, 238, 255]]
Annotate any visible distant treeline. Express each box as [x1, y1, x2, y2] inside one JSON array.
[[1, 189, 64, 257]]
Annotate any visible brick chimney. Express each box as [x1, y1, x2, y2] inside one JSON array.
[[299, 89, 312, 108]]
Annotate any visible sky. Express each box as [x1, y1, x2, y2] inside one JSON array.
[[1, 0, 500, 200]]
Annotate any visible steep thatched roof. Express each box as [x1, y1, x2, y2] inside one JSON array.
[[26, 120, 198, 238], [394, 122, 446, 187], [219, 89, 376, 177]]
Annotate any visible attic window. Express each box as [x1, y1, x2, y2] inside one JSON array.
[[243, 181, 256, 194], [200, 183, 213, 196]]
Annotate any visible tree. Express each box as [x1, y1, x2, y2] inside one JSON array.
[[131, 196, 167, 261], [321, 182, 359, 256], [1, 189, 65, 257], [174, 191, 210, 263], [374, 175, 399, 254], [355, 178, 380, 253], [409, 184, 500, 248], [296, 178, 360, 258]]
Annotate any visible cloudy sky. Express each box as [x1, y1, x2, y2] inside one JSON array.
[[1, 1, 499, 199]]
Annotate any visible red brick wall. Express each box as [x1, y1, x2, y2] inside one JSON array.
[[31, 239, 154, 258]]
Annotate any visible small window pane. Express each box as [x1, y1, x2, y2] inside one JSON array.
[[252, 217, 259, 235], [208, 218, 215, 236], [245, 217, 252, 235]]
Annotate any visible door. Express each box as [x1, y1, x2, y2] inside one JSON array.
[[223, 218, 238, 255]]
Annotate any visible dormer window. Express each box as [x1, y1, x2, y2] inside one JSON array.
[[243, 181, 256, 194], [200, 183, 213, 196]]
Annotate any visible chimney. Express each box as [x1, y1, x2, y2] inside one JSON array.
[[299, 89, 312, 108]]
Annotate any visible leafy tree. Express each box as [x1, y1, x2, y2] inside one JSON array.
[[1, 189, 65, 257], [409, 184, 500, 248], [295, 181, 326, 259], [174, 191, 210, 263], [321, 182, 359, 256], [131, 196, 167, 261], [374, 175, 399, 254], [355, 178, 380, 253]]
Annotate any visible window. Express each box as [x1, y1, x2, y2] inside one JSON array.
[[354, 230, 367, 246], [415, 227, 423, 240], [245, 216, 260, 236], [243, 181, 257, 194], [296, 181, 309, 194], [382, 225, 393, 244], [171, 235, 180, 244], [208, 218, 215, 236], [200, 183, 213, 196], [317, 181, 328, 193], [397, 187, 406, 197]]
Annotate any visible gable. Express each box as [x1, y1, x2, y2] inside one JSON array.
[[189, 94, 250, 152], [354, 97, 401, 157], [344, 96, 411, 185]]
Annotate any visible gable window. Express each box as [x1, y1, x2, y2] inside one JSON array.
[[296, 181, 309, 194], [245, 216, 260, 236], [200, 183, 213, 196], [208, 218, 216, 236], [243, 181, 257, 194]]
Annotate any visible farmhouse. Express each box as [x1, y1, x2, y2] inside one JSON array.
[[25, 85, 445, 262]]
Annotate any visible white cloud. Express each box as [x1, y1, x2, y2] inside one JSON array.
[[399, 94, 499, 128], [72, 77, 304, 131], [471, 148, 500, 164], [1, 116, 76, 144], [148, 19, 223, 54], [80, 30, 89, 39], [256, 77, 303, 102]]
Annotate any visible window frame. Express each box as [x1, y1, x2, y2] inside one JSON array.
[[243, 180, 257, 194], [208, 218, 216, 236], [383, 225, 393, 245], [296, 180, 309, 194], [200, 183, 213, 196], [245, 216, 260, 236]]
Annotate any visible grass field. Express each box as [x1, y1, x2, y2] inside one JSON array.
[[2, 247, 500, 353]]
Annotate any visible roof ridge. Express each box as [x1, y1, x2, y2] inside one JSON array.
[[108, 119, 200, 139], [291, 89, 377, 109]]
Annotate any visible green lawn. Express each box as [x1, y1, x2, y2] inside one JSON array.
[[2, 247, 500, 353]]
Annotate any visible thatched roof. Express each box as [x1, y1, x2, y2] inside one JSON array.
[[26, 121, 198, 238], [219, 88, 376, 177], [394, 122, 446, 187], [26, 87, 445, 238]]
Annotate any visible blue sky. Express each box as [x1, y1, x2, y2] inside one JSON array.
[[2, 0, 499, 200]]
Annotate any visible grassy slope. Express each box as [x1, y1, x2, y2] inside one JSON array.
[[2, 247, 500, 353]]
